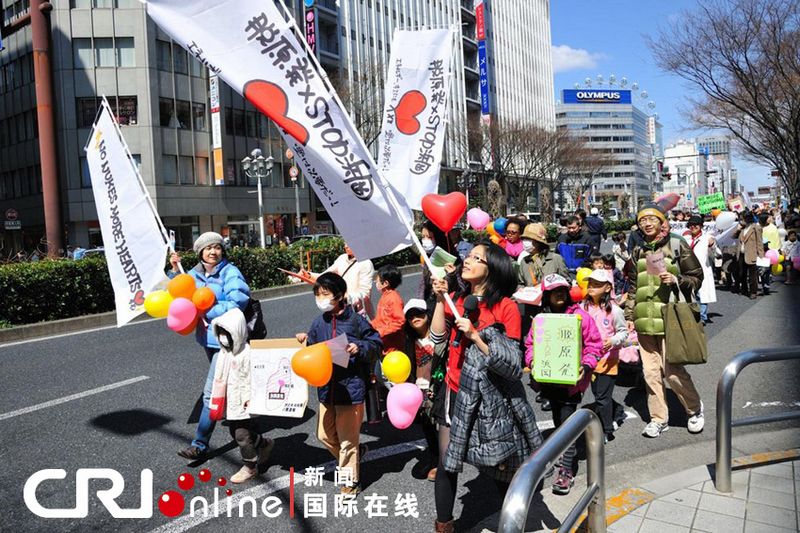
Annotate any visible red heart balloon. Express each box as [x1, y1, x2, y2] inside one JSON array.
[[244, 80, 310, 146], [395, 90, 427, 135], [421, 193, 468, 233]]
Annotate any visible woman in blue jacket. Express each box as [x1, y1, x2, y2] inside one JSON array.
[[170, 232, 253, 462]]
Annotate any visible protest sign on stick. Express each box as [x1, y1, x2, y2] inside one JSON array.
[[531, 314, 582, 385]]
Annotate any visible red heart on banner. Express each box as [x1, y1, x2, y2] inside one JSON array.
[[244, 80, 310, 146], [421, 192, 468, 233], [132, 290, 145, 306], [395, 90, 427, 135]]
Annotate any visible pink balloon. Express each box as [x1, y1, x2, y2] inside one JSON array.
[[793, 257, 800, 270], [466, 207, 491, 231], [765, 249, 779, 266], [656, 193, 681, 212], [386, 383, 423, 430], [167, 297, 198, 332]]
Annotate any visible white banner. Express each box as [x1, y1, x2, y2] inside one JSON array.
[[85, 99, 170, 326], [248, 342, 308, 419], [145, 0, 412, 260], [377, 29, 453, 210]]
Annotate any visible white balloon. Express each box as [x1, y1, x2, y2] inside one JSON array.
[[778, 228, 787, 238], [715, 211, 737, 231]]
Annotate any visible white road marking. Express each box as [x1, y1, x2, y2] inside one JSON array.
[[0, 375, 150, 421], [147, 438, 428, 533], [0, 273, 422, 348], [742, 401, 800, 408]]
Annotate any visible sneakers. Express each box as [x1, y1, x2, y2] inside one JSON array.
[[340, 482, 362, 499], [257, 437, 275, 466], [552, 468, 575, 495], [177, 446, 207, 461], [642, 421, 669, 438], [230, 464, 258, 484], [687, 402, 705, 434]]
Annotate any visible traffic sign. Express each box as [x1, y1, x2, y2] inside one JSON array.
[[289, 166, 299, 178], [5, 208, 18, 221], [285, 149, 294, 160]]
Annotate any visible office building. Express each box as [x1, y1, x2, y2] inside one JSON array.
[[662, 139, 709, 211], [0, 0, 555, 254], [555, 88, 662, 211]]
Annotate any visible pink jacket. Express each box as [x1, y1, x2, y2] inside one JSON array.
[[525, 304, 603, 395]]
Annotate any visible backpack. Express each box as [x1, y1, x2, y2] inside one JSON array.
[[243, 297, 267, 340], [557, 242, 591, 272]]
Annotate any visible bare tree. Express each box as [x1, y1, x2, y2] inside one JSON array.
[[648, 0, 800, 203], [330, 65, 386, 149]]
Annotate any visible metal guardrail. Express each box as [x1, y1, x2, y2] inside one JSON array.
[[715, 346, 800, 492], [499, 408, 606, 533]]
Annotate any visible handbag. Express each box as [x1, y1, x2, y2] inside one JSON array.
[[661, 287, 708, 365], [208, 353, 231, 421]]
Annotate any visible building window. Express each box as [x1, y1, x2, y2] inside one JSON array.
[[77, 98, 99, 128], [175, 100, 191, 129], [224, 107, 233, 135], [173, 47, 188, 74], [226, 158, 236, 185], [189, 56, 205, 78], [159, 98, 176, 127], [192, 103, 206, 131], [156, 40, 172, 71], [80, 156, 91, 188], [73, 38, 93, 69], [114, 96, 137, 125], [233, 109, 245, 136], [195, 157, 209, 185], [179, 156, 194, 184], [115, 37, 135, 67], [94, 38, 115, 67], [246, 111, 257, 138], [162, 155, 178, 184]]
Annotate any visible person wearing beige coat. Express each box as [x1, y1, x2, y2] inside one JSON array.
[[732, 211, 764, 299]]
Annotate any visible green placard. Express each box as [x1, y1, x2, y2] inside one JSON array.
[[531, 313, 582, 385], [697, 192, 727, 214]]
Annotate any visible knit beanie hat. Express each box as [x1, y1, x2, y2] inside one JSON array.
[[193, 232, 224, 254], [637, 202, 667, 223]]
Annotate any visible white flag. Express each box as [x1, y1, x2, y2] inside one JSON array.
[[377, 29, 454, 210], [85, 99, 170, 326], [145, 0, 412, 260]]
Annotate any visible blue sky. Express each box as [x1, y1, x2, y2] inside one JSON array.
[[549, 1, 772, 191]]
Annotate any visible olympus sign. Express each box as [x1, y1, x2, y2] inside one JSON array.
[[576, 91, 621, 100]]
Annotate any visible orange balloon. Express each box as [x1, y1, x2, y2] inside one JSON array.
[[710, 208, 721, 218], [489, 234, 502, 244], [168, 273, 196, 300], [192, 287, 216, 312], [486, 223, 499, 238], [177, 317, 198, 336], [292, 344, 333, 387]]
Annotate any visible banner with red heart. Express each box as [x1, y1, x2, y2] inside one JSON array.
[[421, 192, 467, 233]]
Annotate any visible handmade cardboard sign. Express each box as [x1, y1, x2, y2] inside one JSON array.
[[248, 339, 308, 418], [531, 314, 582, 385]]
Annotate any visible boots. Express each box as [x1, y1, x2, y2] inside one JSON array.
[[434, 519, 454, 532]]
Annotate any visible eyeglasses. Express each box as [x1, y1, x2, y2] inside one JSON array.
[[465, 254, 488, 265], [505, 229, 520, 235]]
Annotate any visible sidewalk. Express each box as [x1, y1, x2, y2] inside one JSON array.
[[476, 448, 800, 532], [606, 451, 799, 533]]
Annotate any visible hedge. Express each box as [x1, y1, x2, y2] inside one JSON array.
[[1, 237, 419, 326]]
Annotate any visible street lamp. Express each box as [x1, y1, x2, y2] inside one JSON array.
[[290, 165, 302, 236], [241, 148, 274, 248], [457, 168, 478, 206]]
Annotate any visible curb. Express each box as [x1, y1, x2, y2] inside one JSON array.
[[568, 448, 800, 532], [1, 264, 422, 344]]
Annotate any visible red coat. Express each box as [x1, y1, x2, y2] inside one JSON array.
[[371, 289, 406, 355]]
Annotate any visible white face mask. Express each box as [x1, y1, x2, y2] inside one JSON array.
[[421, 238, 435, 253], [316, 297, 335, 312], [522, 240, 534, 253]]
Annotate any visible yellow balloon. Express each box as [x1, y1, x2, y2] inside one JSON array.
[[579, 279, 588, 291], [144, 290, 173, 318], [576, 268, 591, 286], [778, 254, 785, 263], [772, 263, 784, 275], [382, 351, 412, 384]]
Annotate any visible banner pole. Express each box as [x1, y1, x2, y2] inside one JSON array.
[[274, 2, 460, 315]]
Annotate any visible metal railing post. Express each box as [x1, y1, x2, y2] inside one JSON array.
[[715, 346, 800, 493], [499, 409, 606, 533]]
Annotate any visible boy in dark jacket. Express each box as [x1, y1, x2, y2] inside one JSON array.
[[295, 273, 383, 498]]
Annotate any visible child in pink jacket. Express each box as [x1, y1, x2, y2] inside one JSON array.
[[525, 274, 602, 496]]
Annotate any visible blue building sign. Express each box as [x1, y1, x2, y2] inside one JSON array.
[[562, 89, 632, 104], [478, 40, 490, 115]]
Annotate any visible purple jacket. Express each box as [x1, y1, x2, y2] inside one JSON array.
[[525, 304, 603, 395]]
